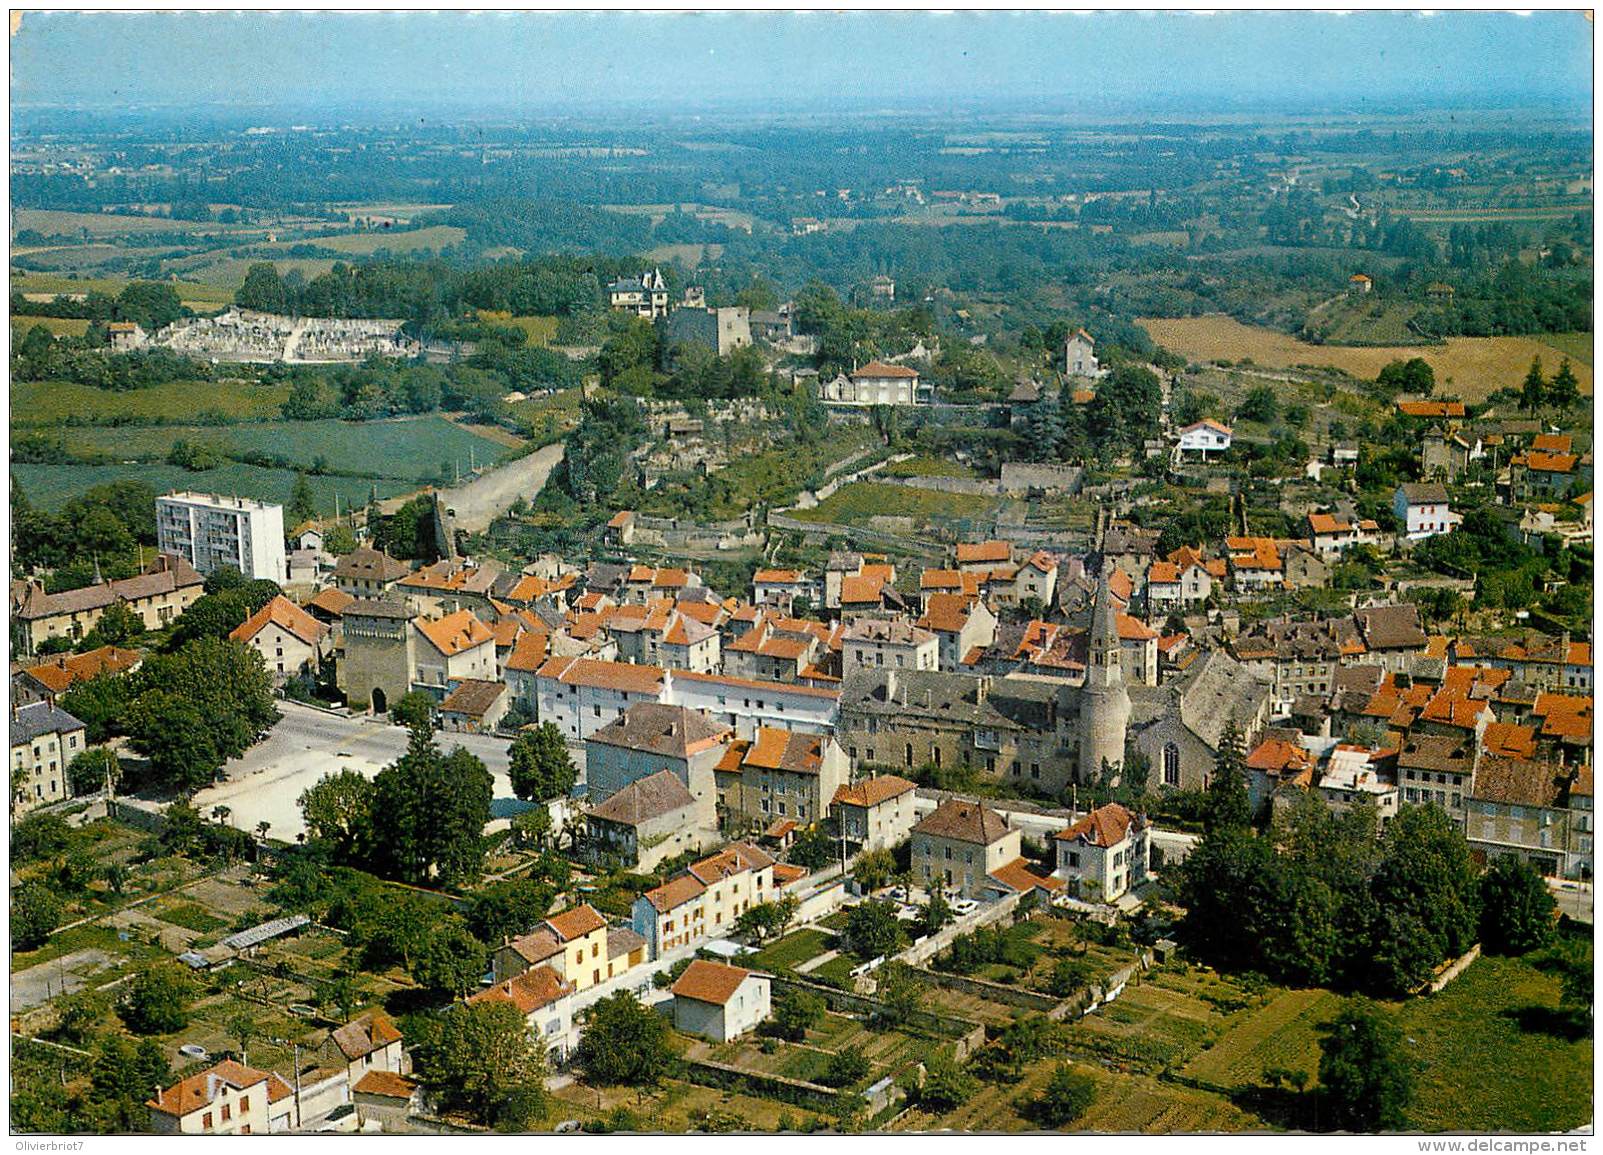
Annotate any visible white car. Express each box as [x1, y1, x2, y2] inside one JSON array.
[[951, 898, 980, 916]]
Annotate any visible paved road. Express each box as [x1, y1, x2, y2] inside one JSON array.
[[1549, 878, 1594, 925], [192, 702, 540, 843], [441, 441, 565, 534]]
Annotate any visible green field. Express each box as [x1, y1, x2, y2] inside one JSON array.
[[748, 928, 837, 974], [12, 462, 416, 515], [11, 272, 238, 308], [12, 378, 293, 425], [478, 311, 559, 346], [268, 224, 466, 256], [11, 315, 91, 337], [14, 208, 258, 238], [55, 415, 510, 482], [880, 454, 982, 480], [788, 480, 998, 527], [1397, 952, 1592, 1132]]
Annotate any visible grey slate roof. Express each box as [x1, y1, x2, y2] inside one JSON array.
[[10, 700, 86, 747]]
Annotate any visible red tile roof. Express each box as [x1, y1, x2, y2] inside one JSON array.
[[672, 958, 757, 1006], [230, 594, 328, 647]]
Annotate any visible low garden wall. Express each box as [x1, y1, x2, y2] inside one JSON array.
[[680, 1056, 841, 1112]]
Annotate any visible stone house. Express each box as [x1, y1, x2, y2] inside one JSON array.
[[586, 768, 720, 872], [910, 798, 1022, 901], [330, 547, 412, 599], [1053, 802, 1150, 902], [411, 609, 496, 695], [11, 553, 203, 656], [147, 1060, 296, 1135], [229, 594, 331, 683], [713, 726, 850, 831], [830, 774, 919, 854], [584, 702, 732, 809], [10, 700, 87, 814], [632, 842, 777, 960]]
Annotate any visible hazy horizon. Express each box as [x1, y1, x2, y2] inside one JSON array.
[[11, 10, 1593, 120]]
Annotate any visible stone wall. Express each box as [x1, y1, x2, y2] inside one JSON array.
[[908, 966, 1060, 1012], [999, 462, 1084, 495]]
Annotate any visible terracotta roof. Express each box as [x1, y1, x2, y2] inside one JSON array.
[[1116, 613, 1158, 641], [955, 540, 1012, 565], [1180, 418, 1232, 437], [607, 510, 635, 529], [753, 569, 805, 584], [1245, 738, 1314, 776], [919, 592, 980, 634], [546, 903, 607, 942], [772, 862, 808, 887], [331, 1009, 402, 1061], [1148, 561, 1180, 585], [672, 669, 840, 700], [1482, 722, 1538, 761], [1355, 604, 1428, 651], [1472, 756, 1570, 809], [642, 872, 706, 913], [469, 964, 573, 1015], [1522, 451, 1579, 474], [741, 727, 826, 774], [687, 841, 775, 885], [838, 574, 888, 605], [1054, 802, 1140, 848], [1308, 512, 1353, 536], [147, 1060, 287, 1118], [353, 1071, 417, 1100], [505, 928, 562, 966], [414, 609, 494, 657], [21, 645, 140, 693], [536, 656, 666, 695], [1532, 433, 1574, 454], [989, 857, 1064, 894], [1071, 388, 1096, 405], [505, 630, 552, 673], [230, 594, 328, 648], [913, 798, 1010, 845], [851, 360, 919, 380], [1108, 568, 1133, 603], [672, 958, 758, 1006], [305, 587, 356, 617]]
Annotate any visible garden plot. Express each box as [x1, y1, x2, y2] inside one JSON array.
[[1178, 986, 1343, 1090]]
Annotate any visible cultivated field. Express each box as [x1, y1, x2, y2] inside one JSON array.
[[1178, 986, 1344, 1089], [11, 315, 91, 336], [13, 208, 259, 238], [267, 224, 467, 256], [1139, 315, 1594, 400], [11, 272, 237, 308], [55, 415, 511, 482], [11, 378, 293, 425], [12, 462, 415, 514]]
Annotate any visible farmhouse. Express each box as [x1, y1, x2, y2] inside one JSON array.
[[147, 1060, 296, 1135], [819, 360, 924, 406], [1394, 482, 1462, 541]]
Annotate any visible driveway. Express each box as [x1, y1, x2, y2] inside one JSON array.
[[192, 701, 550, 843]]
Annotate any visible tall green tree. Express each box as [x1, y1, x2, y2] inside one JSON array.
[[1520, 356, 1547, 414], [1317, 1000, 1412, 1132], [1204, 716, 1252, 832], [507, 723, 577, 803], [1549, 358, 1580, 410], [1478, 855, 1557, 955], [118, 963, 199, 1035], [288, 472, 318, 526], [370, 720, 494, 886], [575, 991, 675, 1086], [298, 769, 377, 865], [415, 1000, 549, 1129], [1368, 804, 1480, 993], [12, 880, 63, 950]]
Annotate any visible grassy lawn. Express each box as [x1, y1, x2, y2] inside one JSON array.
[[808, 954, 863, 989], [272, 224, 467, 256], [152, 901, 230, 934], [748, 928, 836, 974], [12, 272, 238, 308], [1397, 951, 1592, 1133], [13, 461, 416, 514], [789, 481, 998, 528], [12, 378, 292, 425], [639, 428, 883, 522]]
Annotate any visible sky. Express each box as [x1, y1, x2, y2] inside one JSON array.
[[10, 10, 1594, 117]]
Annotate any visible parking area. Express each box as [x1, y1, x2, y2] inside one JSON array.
[[192, 701, 562, 842]]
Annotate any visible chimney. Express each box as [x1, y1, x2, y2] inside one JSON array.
[[155, 1085, 164, 1106]]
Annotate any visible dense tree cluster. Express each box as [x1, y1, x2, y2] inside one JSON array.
[[11, 477, 158, 589], [1175, 794, 1480, 995], [297, 719, 494, 888]]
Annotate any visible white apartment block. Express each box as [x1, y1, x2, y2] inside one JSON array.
[[156, 492, 287, 582]]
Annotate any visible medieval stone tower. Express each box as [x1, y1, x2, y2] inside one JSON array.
[[1079, 573, 1132, 783]]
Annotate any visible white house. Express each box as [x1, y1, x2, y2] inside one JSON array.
[[671, 959, 772, 1042], [1053, 802, 1150, 902], [1064, 329, 1102, 378], [1176, 420, 1232, 461], [843, 618, 939, 674], [830, 774, 919, 854], [228, 594, 330, 682], [1393, 482, 1462, 541], [820, 360, 923, 406], [534, 657, 669, 742], [910, 798, 1022, 901], [147, 1060, 297, 1135]]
